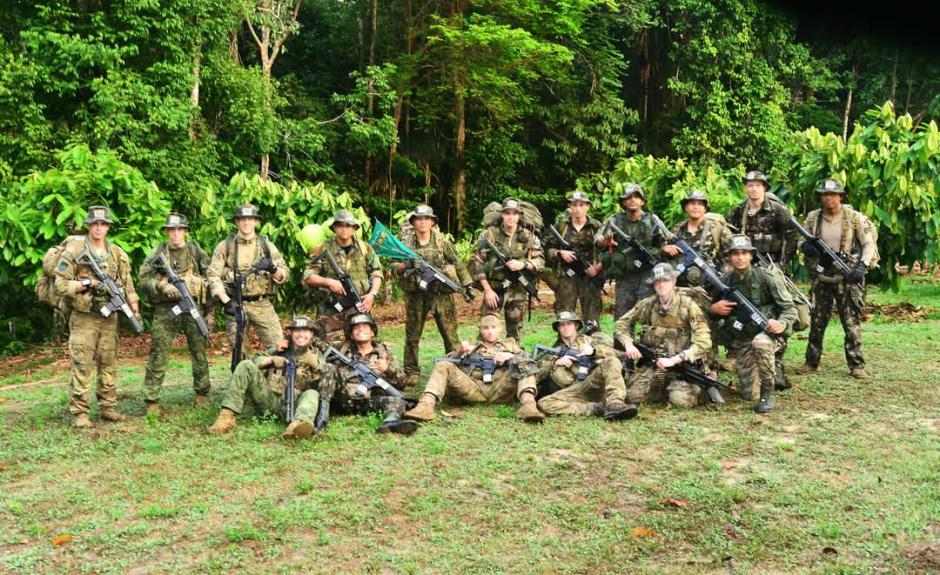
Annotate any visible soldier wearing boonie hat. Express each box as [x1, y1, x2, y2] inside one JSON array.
[[544, 191, 605, 323]]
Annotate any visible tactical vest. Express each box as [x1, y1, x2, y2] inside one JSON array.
[[223, 234, 274, 297]]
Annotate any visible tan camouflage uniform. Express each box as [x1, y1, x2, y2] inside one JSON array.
[[421, 338, 537, 405], [536, 334, 627, 415], [334, 340, 408, 419]]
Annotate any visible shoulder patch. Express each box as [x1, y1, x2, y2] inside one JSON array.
[[57, 262, 69, 272]]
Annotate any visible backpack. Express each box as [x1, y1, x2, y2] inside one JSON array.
[[35, 236, 83, 310], [760, 265, 811, 332], [482, 200, 544, 232]]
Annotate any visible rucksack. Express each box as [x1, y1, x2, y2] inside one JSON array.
[[35, 236, 83, 310], [482, 200, 544, 232], [759, 264, 811, 332]]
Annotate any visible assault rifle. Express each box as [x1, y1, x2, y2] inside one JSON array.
[[229, 258, 268, 373], [324, 346, 408, 401], [789, 216, 854, 279], [480, 236, 540, 302], [531, 320, 602, 381], [322, 250, 365, 313], [411, 259, 473, 301], [156, 251, 210, 339], [603, 219, 660, 270], [622, 341, 735, 405], [79, 252, 144, 334], [282, 351, 297, 423], [546, 224, 605, 289]]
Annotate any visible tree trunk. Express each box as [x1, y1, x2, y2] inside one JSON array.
[[365, 0, 378, 190], [190, 44, 201, 141], [452, 72, 467, 233], [843, 63, 857, 142]]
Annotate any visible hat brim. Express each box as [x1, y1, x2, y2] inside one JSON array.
[[552, 319, 583, 331], [233, 214, 262, 221], [162, 223, 190, 230], [567, 198, 593, 205], [85, 219, 113, 225], [408, 213, 438, 223], [680, 198, 710, 210], [330, 221, 361, 230], [815, 189, 846, 195]]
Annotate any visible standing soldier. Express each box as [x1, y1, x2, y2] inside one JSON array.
[[139, 213, 212, 416], [329, 313, 417, 435], [596, 183, 662, 320], [403, 314, 544, 423], [727, 171, 798, 388], [394, 205, 472, 387], [470, 198, 544, 339], [661, 190, 733, 287], [53, 206, 140, 428], [207, 204, 289, 360], [536, 311, 637, 420], [207, 315, 334, 438], [615, 264, 713, 409], [796, 178, 876, 379], [303, 209, 383, 344], [709, 235, 797, 413], [544, 192, 605, 324]]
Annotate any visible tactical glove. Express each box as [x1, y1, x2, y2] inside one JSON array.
[[847, 261, 867, 283], [256, 257, 277, 273], [224, 300, 239, 316], [799, 242, 819, 259]]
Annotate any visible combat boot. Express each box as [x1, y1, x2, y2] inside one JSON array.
[[100, 408, 126, 422], [604, 400, 639, 421], [774, 362, 791, 390], [145, 403, 161, 417], [590, 402, 605, 417], [795, 363, 818, 375], [403, 373, 421, 389], [849, 368, 869, 380], [282, 419, 315, 439], [375, 417, 419, 436], [515, 392, 545, 423], [194, 395, 210, 407], [207, 408, 237, 434], [754, 381, 775, 414], [403, 394, 437, 422], [73, 414, 94, 429]]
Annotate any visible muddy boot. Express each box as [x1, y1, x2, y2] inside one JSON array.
[[207, 408, 237, 434], [403, 394, 437, 422], [145, 403, 161, 417], [100, 408, 126, 422], [194, 395, 210, 407], [774, 361, 791, 390], [515, 392, 545, 423], [73, 413, 94, 429], [795, 363, 818, 375], [282, 419, 315, 439], [375, 417, 418, 436], [603, 399, 638, 421], [849, 368, 869, 380], [754, 381, 775, 414]]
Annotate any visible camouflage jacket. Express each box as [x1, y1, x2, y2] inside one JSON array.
[[536, 333, 617, 386], [138, 241, 211, 305], [470, 226, 544, 284], [399, 228, 472, 293], [255, 344, 332, 399], [206, 233, 289, 299], [543, 215, 603, 276], [303, 237, 383, 300], [802, 206, 876, 282], [53, 236, 139, 315], [615, 290, 712, 360], [446, 337, 526, 383], [714, 266, 798, 342], [336, 340, 405, 396], [669, 214, 734, 286], [727, 197, 798, 265], [595, 211, 662, 278]]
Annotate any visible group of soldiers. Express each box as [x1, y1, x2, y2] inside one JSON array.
[[50, 169, 876, 436]]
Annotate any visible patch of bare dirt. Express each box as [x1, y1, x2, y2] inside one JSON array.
[[864, 302, 931, 323], [904, 541, 940, 574]]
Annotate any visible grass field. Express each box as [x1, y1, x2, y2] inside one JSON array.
[[1, 280, 939, 574]]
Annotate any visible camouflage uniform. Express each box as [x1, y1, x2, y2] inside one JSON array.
[[615, 290, 712, 408], [470, 223, 544, 339], [399, 222, 472, 379], [206, 231, 289, 355], [801, 201, 876, 372], [536, 333, 627, 415], [53, 227, 139, 417], [421, 338, 537, 405], [669, 215, 734, 288], [597, 211, 662, 319], [139, 236, 212, 404], [333, 339, 409, 424], [544, 214, 604, 323]]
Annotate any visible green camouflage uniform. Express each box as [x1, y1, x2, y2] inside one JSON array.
[[615, 290, 712, 408], [302, 237, 383, 343], [333, 340, 408, 420], [544, 215, 604, 323], [139, 242, 212, 403], [669, 216, 734, 288], [207, 233, 289, 354], [398, 228, 472, 378], [470, 226, 544, 339], [714, 266, 797, 401], [421, 338, 537, 404], [53, 237, 139, 416], [536, 334, 627, 415], [801, 207, 876, 371], [596, 212, 662, 319], [221, 344, 336, 422]]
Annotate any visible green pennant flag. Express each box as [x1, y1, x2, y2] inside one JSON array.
[[369, 220, 419, 261]]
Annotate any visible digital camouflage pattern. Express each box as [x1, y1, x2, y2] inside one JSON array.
[[544, 215, 604, 323], [535, 334, 627, 416], [669, 214, 734, 287]]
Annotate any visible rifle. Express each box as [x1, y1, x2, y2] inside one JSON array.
[[156, 251, 211, 340], [435, 346, 498, 383], [324, 346, 408, 401], [282, 351, 297, 423], [603, 219, 659, 270], [650, 215, 710, 278], [789, 216, 854, 278], [546, 224, 605, 289], [410, 259, 473, 301], [622, 341, 734, 405], [754, 251, 814, 313], [322, 249, 364, 313], [229, 259, 266, 373], [79, 252, 144, 334], [480, 236, 540, 302], [531, 320, 603, 381]]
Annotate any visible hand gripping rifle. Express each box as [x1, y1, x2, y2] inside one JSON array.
[[156, 251, 210, 340], [622, 341, 735, 405], [79, 252, 144, 334], [546, 224, 606, 289]]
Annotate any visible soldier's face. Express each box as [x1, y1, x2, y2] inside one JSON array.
[[654, 278, 676, 298], [622, 195, 644, 213], [412, 216, 435, 233], [88, 222, 110, 240], [745, 181, 766, 202], [290, 329, 314, 348], [557, 321, 578, 339], [351, 323, 374, 343], [333, 223, 356, 241], [684, 200, 706, 220], [501, 210, 520, 228], [166, 227, 187, 247], [235, 217, 258, 235], [729, 250, 753, 271], [820, 192, 842, 210], [568, 201, 589, 219], [479, 323, 501, 343]]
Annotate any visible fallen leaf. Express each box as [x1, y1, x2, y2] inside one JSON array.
[[664, 498, 688, 508], [722, 461, 737, 470], [723, 523, 741, 540], [630, 527, 656, 537], [52, 534, 72, 546]]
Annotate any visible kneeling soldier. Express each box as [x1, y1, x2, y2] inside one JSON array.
[[404, 314, 544, 423], [615, 264, 712, 408], [328, 313, 417, 435], [536, 311, 637, 420], [208, 316, 334, 438]]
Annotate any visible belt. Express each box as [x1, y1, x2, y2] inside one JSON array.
[[241, 295, 268, 302]]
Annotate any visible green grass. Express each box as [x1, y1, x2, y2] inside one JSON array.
[[1, 279, 939, 573]]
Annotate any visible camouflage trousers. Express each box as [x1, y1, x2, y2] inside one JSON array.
[[805, 280, 866, 370], [731, 333, 777, 401], [625, 367, 702, 408], [221, 360, 321, 423], [481, 285, 529, 339], [423, 362, 537, 404], [553, 275, 603, 324], [332, 382, 408, 421], [143, 303, 210, 403], [614, 272, 654, 320], [538, 358, 626, 415], [67, 312, 119, 416], [404, 291, 459, 377], [226, 299, 284, 358]]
